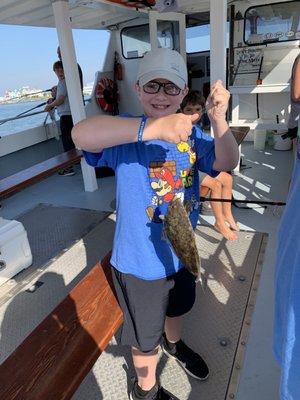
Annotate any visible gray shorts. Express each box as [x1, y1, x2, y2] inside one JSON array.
[[112, 267, 196, 352]]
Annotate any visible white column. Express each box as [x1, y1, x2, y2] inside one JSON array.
[[209, 0, 227, 139], [231, 94, 239, 124], [232, 94, 241, 172], [149, 11, 158, 52], [52, 0, 98, 192], [210, 0, 227, 85]]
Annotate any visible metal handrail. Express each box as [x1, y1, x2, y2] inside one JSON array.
[[0, 110, 46, 125]]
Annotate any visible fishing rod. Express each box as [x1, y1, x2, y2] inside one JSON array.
[[0, 110, 46, 125], [0, 102, 47, 126], [15, 101, 47, 117], [200, 196, 286, 206]]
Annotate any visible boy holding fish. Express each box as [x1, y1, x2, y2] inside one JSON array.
[[72, 48, 238, 400]]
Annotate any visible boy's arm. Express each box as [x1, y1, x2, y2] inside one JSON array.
[[44, 95, 65, 112], [72, 113, 199, 152], [207, 80, 239, 171]]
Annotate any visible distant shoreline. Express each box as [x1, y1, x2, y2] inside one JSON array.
[[0, 96, 50, 105]]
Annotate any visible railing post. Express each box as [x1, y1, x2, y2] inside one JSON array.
[[52, 0, 98, 192]]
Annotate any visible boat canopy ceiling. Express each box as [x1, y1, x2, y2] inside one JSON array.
[[0, 0, 291, 30], [0, 0, 206, 30]]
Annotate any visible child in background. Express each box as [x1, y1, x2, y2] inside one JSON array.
[[72, 48, 239, 400], [45, 61, 75, 176], [181, 90, 239, 241]]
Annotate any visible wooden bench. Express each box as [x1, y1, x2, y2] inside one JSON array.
[[0, 149, 82, 200], [0, 252, 123, 400]]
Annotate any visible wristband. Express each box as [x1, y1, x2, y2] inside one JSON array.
[[137, 115, 148, 142]]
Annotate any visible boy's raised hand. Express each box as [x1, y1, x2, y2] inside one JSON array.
[[206, 80, 230, 123], [155, 113, 199, 143]]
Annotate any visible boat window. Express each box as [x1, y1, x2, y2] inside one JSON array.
[[121, 22, 174, 59], [186, 23, 229, 53], [244, 1, 300, 45]]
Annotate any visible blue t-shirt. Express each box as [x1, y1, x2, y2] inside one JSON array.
[[273, 137, 300, 400], [84, 122, 218, 280]]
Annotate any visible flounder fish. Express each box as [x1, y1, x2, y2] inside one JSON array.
[[164, 197, 203, 285]]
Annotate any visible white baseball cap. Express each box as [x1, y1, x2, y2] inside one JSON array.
[[137, 48, 188, 90]]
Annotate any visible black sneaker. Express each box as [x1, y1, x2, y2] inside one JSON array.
[[129, 381, 179, 400], [58, 167, 75, 176], [161, 334, 209, 380]]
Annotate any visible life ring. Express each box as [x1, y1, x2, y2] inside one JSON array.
[[95, 77, 116, 113]]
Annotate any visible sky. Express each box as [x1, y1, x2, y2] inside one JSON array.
[[0, 23, 219, 97], [0, 24, 110, 96]]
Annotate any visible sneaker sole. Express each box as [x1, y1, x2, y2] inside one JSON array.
[[161, 346, 209, 381]]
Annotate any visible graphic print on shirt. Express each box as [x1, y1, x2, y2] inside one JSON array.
[[146, 140, 197, 223], [177, 140, 196, 165], [177, 140, 196, 189]]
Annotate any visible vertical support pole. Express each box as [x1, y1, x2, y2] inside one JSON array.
[[52, 0, 98, 192], [231, 94, 239, 124], [177, 12, 186, 62], [210, 0, 227, 85], [149, 11, 158, 52], [210, 0, 227, 138]]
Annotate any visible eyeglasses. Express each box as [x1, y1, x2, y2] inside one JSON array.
[[142, 81, 182, 96]]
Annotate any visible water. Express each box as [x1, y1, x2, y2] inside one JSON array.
[[0, 100, 51, 137]]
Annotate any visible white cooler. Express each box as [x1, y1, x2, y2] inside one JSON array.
[[0, 217, 33, 286]]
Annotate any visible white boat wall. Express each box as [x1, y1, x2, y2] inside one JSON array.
[[1, 0, 299, 160], [229, 0, 300, 132]]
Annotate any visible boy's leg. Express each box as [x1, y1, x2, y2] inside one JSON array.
[[111, 267, 178, 399], [202, 175, 237, 240], [59, 115, 76, 176], [60, 115, 75, 152], [215, 172, 239, 231], [132, 347, 159, 390], [164, 315, 182, 343], [162, 269, 209, 380]]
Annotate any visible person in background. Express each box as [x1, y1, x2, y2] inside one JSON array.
[[273, 54, 300, 400], [57, 46, 83, 91], [72, 48, 239, 400], [181, 90, 239, 241], [45, 61, 75, 176]]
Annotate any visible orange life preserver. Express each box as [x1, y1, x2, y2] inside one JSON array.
[[95, 77, 117, 113]]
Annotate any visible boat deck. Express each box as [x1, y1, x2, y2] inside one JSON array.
[[0, 141, 294, 399]]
